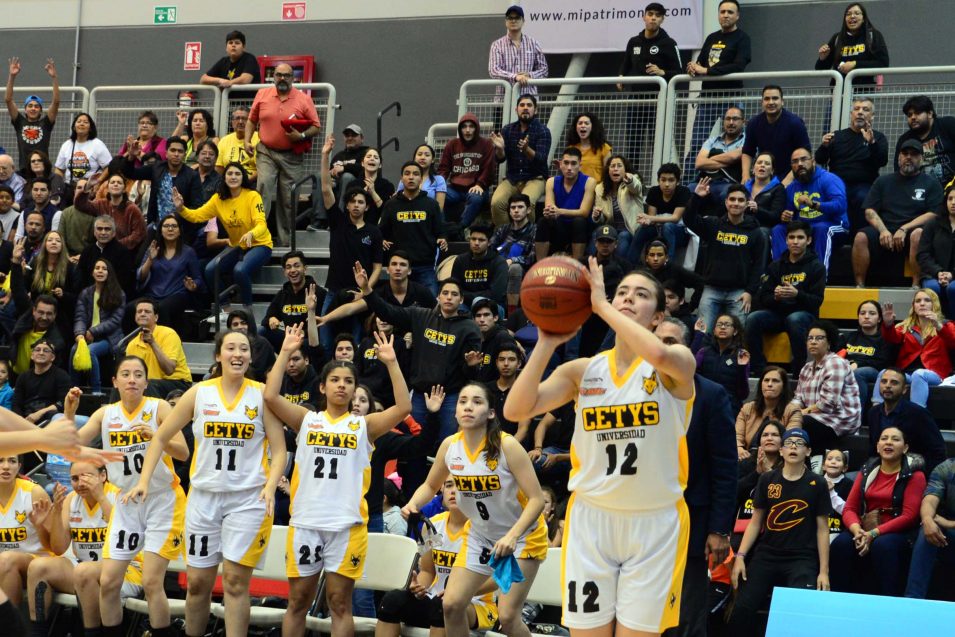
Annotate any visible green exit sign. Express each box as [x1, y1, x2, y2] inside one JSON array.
[[154, 6, 177, 24]]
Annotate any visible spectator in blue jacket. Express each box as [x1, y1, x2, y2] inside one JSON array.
[[740, 85, 812, 182], [905, 458, 955, 599], [71, 258, 125, 393], [656, 318, 737, 637], [770, 147, 848, 269]]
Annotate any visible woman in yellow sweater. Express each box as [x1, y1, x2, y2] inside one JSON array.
[[171, 161, 273, 313]]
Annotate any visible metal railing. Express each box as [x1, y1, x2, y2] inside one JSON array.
[[0, 86, 90, 164], [516, 76, 668, 179], [457, 80, 514, 133], [377, 101, 401, 157], [842, 66, 955, 176], [663, 70, 843, 178], [89, 85, 220, 158], [426, 123, 460, 169]]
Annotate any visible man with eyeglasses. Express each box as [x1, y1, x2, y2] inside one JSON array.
[[216, 107, 258, 182], [693, 106, 747, 208], [245, 63, 321, 246], [5, 56, 59, 170], [11, 295, 67, 376], [11, 337, 69, 422], [488, 5, 548, 99]]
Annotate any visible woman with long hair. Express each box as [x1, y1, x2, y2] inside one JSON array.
[[737, 420, 786, 509], [830, 427, 924, 596], [173, 108, 218, 165], [735, 365, 803, 459], [406, 380, 546, 637], [74, 172, 147, 251], [566, 112, 612, 182], [53, 112, 112, 186], [876, 289, 955, 406], [128, 329, 287, 637], [118, 110, 168, 166], [917, 185, 955, 315], [174, 161, 272, 314], [837, 299, 891, 408], [26, 230, 78, 331], [134, 214, 204, 332], [357, 146, 395, 225], [0, 454, 53, 607], [397, 144, 447, 210], [815, 3, 889, 82], [71, 258, 126, 392], [693, 312, 751, 414], [264, 324, 411, 637], [18, 149, 66, 210], [591, 154, 644, 258], [64, 357, 188, 637]]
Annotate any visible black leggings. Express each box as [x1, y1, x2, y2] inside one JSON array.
[[377, 589, 445, 627], [0, 600, 27, 637], [536, 216, 589, 252], [800, 415, 841, 453]]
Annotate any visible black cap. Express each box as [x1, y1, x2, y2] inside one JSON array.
[[506, 5, 524, 18], [899, 139, 924, 154], [595, 225, 619, 241]]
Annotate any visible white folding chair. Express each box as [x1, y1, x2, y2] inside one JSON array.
[[210, 525, 290, 627], [305, 532, 418, 635], [484, 547, 563, 637]]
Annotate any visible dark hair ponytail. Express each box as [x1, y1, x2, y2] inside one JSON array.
[[317, 360, 359, 411], [462, 382, 503, 462]]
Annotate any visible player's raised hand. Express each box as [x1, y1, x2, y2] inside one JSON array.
[[282, 323, 305, 353], [583, 256, 608, 311]]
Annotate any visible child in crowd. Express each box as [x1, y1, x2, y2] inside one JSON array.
[[383, 474, 408, 536], [0, 360, 12, 409], [823, 449, 853, 540]]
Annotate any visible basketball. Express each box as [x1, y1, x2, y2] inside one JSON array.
[[520, 256, 592, 334]]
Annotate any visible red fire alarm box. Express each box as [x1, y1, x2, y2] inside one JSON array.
[[257, 55, 316, 91]]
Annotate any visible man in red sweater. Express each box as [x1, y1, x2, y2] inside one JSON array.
[[437, 112, 496, 232]]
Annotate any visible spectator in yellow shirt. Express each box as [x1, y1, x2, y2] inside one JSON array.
[[125, 297, 192, 397], [216, 107, 258, 182], [173, 162, 273, 318]]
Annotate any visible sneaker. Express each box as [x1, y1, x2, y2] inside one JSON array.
[[306, 223, 322, 232]]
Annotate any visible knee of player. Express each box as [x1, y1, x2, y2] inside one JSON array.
[[496, 601, 523, 629], [98, 568, 124, 594], [287, 585, 315, 612], [441, 592, 470, 617], [221, 571, 249, 597], [326, 587, 352, 617], [140, 570, 165, 597], [852, 231, 868, 249], [26, 557, 53, 582], [185, 571, 216, 597]]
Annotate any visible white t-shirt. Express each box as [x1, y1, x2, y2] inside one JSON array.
[[54, 138, 112, 183]]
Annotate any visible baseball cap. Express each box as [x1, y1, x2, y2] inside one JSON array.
[[645, 2, 666, 13], [343, 124, 363, 136], [595, 225, 619, 241], [24, 95, 43, 108], [899, 139, 924, 154], [782, 428, 811, 446], [505, 5, 524, 18]]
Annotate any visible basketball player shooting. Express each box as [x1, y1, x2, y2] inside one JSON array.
[[504, 257, 696, 637]]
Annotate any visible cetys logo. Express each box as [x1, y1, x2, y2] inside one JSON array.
[[486, 458, 498, 471], [642, 371, 658, 395], [15, 510, 27, 524], [244, 405, 259, 420]]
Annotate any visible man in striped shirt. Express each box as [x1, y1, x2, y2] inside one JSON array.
[[488, 5, 548, 98]]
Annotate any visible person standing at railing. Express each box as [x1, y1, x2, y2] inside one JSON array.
[[815, 3, 889, 85], [5, 57, 59, 171], [488, 5, 548, 101], [117, 110, 167, 168], [740, 86, 811, 185], [199, 30, 261, 96], [245, 62, 321, 247], [53, 113, 112, 197], [489, 94, 551, 227], [685, 0, 751, 176]]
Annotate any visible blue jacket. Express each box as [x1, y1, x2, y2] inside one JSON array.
[[684, 375, 739, 556], [785, 166, 848, 228], [73, 285, 126, 353]]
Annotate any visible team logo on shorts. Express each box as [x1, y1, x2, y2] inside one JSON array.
[[15, 510, 27, 524], [486, 458, 499, 471], [244, 405, 259, 420], [642, 371, 658, 395], [350, 554, 361, 566]]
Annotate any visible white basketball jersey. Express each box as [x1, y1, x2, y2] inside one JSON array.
[[0, 478, 44, 553], [101, 398, 179, 492], [68, 483, 120, 562], [427, 511, 493, 603], [190, 379, 270, 491], [570, 350, 693, 512], [290, 410, 374, 531], [444, 432, 541, 540]]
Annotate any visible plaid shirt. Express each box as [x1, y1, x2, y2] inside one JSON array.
[[488, 34, 548, 96], [793, 352, 861, 435], [500, 118, 552, 182]]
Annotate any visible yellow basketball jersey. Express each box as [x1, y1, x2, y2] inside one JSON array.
[[290, 410, 374, 531], [569, 350, 693, 512], [67, 483, 120, 562], [428, 511, 493, 603], [0, 478, 44, 553], [189, 378, 270, 491], [444, 432, 542, 540], [101, 398, 179, 492]]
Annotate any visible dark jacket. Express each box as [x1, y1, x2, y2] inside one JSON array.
[[866, 399, 946, 476], [755, 249, 827, 315], [261, 275, 324, 331], [467, 323, 517, 384], [11, 274, 69, 368], [916, 213, 955, 279], [378, 192, 445, 267], [437, 112, 497, 191], [814, 127, 889, 186], [650, 261, 704, 309], [814, 26, 889, 84], [695, 28, 752, 90], [12, 365, 70, 416], [685, 375, 739, 555], [684, 194, 766, 294], [489, 222, 536, 269], [77, 239, 135, 299], [365, 290, 481, 393], [619, 27, 683, 82], [691, 333, 750, 414], [367, 410, 441, 517], [746, 177, 787, 227], [451, 250, 508, 306], [838, 329, 893, 370], [857, 454, 918, 519], [119, 157, 203, 226], [73, 285, 126, 352]]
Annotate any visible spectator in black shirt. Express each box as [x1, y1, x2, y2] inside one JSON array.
[[729, 428, 831, 637], [814, 3, 889, 82], [837, 299, 891, 409], [309, 124, 370, 230], [528, 401, 575, 494], [628, 163, 690, 263], [261, 250, 324, 351], [356, 314, 410, 408], [12, 337, 70, 421], [199, 30, 261, 91], [226, 308, 274, 382], [489, 342, 529, 439], [319, 133, 383, 351], [917, 185, 955, 315], [815, 98, 888, 231], [451, 224, 507, 307], [280, 345, 318, 405], [896, 95, 955, 186], [76, 214, 135, 299], [617, 3, 682, 84], [643, 239, 703, 308], [5, 57, 60, 170], [467, 299, 515, 383]]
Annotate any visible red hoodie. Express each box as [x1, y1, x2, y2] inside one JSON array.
[[437, 112, 497, 190]]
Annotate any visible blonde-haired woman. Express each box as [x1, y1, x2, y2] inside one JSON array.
[[876, 289, 955, 406]]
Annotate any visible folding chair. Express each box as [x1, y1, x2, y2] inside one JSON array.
[[484, 547, 563, 637]]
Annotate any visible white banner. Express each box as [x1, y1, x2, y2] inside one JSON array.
[[520, 0, 705, 54]]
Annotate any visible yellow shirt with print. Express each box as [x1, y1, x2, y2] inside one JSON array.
[[125, 325, 191, 382], [216, 132, 259, 177], [14, 329, 45, 375], [178, 189, 273, 249]]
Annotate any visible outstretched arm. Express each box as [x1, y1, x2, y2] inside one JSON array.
[[365, 331, 412, 440], [263, 323, 312, 433]]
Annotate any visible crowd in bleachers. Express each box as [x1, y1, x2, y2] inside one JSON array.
[[2, 1, 955, 636]]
